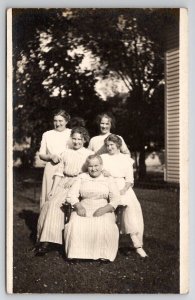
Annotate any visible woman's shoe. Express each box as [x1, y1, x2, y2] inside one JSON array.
[[135, 247, 148, 258], [34, 242, 51, 256]]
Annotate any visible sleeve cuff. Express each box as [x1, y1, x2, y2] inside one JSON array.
[[109, 198, 121, 209], [66, 197, 79, 206], [54, 172, 64, 177]]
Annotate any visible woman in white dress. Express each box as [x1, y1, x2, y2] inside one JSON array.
[[35, 127, 93, 256], [88, 112, 130, 155], [39, 110, 71, 209], [101, 134, 148, 258], [64, 155, 120, 262]]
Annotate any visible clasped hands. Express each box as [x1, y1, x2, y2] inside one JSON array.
[[74, 202, 111, 217]]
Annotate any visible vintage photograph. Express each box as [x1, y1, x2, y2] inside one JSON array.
[[7, 8, 188, 293]]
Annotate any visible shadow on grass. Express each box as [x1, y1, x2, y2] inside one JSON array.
[[18, 209, 39, 244], [18, 209, 66, 257]]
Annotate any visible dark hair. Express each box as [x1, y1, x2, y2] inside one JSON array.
[[95, 112, 116, 131], [86, 154, 103, 166], [71, 126, 90, 143], [69, 117, 86, 128], [53, 109, 71, 122], [104, 134, 122, 149]]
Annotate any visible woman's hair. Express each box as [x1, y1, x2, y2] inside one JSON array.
[[53, 109, 71, 122], [104, 134, 122, 149], [86, 154, 103, 166], [95, 112, 116, 131], [69, 117, 86, 128], [71, 126, 90, 143]]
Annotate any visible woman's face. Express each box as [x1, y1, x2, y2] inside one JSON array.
[[53, 115, 67, 132], [99, 117, 111, 134], [106, 141, 120, 155], [88, 158, 102, 178], [71, 133, 85, 150]]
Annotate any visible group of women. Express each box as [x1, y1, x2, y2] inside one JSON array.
[[35, 109, 147, 262]]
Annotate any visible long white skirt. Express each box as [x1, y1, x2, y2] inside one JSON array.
[[114, 178, 144, 246], [37, 178, 70, 245], [64, 199, 119, 261], [40, 161, 60, 209]]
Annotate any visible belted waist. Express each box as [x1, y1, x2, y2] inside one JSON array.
[[58, 175, 78, 188], [63, 173, 78, 178]]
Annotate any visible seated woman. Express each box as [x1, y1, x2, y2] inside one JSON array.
[[64, 155, 120, 262], [101, 134, 148, 258], [36, 127, 93, 256]]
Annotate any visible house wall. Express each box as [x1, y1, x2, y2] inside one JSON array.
[[164, 25, 180, 183]]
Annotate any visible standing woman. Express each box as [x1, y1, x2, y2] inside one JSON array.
[[39, 109, 71, 208], [88, 112, 130, 155]]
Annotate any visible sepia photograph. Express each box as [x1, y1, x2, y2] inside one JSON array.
[[7, 8, 188, 294]]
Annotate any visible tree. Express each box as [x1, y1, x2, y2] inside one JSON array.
[[68, 8, 178, 178], [12, 9, 178, 176], [13, 9, 102, 158]]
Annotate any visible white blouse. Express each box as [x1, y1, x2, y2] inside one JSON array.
[[101, 153, 134, 184], [54, 148, 94, 177], [88, 133, 130, 155], [66, 173, 120, 209], [39, 128, 72, 156]]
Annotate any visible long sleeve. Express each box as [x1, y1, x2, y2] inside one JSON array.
[[39, 133, 47, 155], [54, 152, 67, 177], [54, 160, 65, 177], [108, 177, 121, 209], [66, 178, 81, 206], [88, 138, 94, 151], [124, 157, 134, 184], [119, 136, 131, 155]]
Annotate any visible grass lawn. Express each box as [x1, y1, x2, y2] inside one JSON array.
[[12, 168, 179, 294]]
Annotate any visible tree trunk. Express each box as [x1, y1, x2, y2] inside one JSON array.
[[133, 151, 139, 180], [138, 145, 146, 179]]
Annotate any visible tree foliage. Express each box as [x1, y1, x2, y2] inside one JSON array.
[[67, 8, 178, 177], [12, 8, 179, 176]]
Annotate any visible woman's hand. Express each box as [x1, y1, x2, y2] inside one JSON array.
[[50, 154, 60, 164], [93, 204, 114, 217], [120, 182, 134, 195], [64, 178, 75, 189], [48, 189, 56, 199], [93, 207, 107, 217], [102, 169, 111, 177], [74, 202, 86, 217]]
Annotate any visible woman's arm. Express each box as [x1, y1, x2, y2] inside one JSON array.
[[39, 153, 61, 164], [88, 138, 95, 152], [93, 203, 114, 217], [66, 178, 86, 217], [124, 155, 134, 186], [48, 175, 62, 198], [119, 136, 131, 155], [48, 157, 66, 198], [93, 178, 120, 217], [120, 182, 133, 195], [120, 157, 134, 194], [39, 133, 60, 163], [73, 202, 86, 217]]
